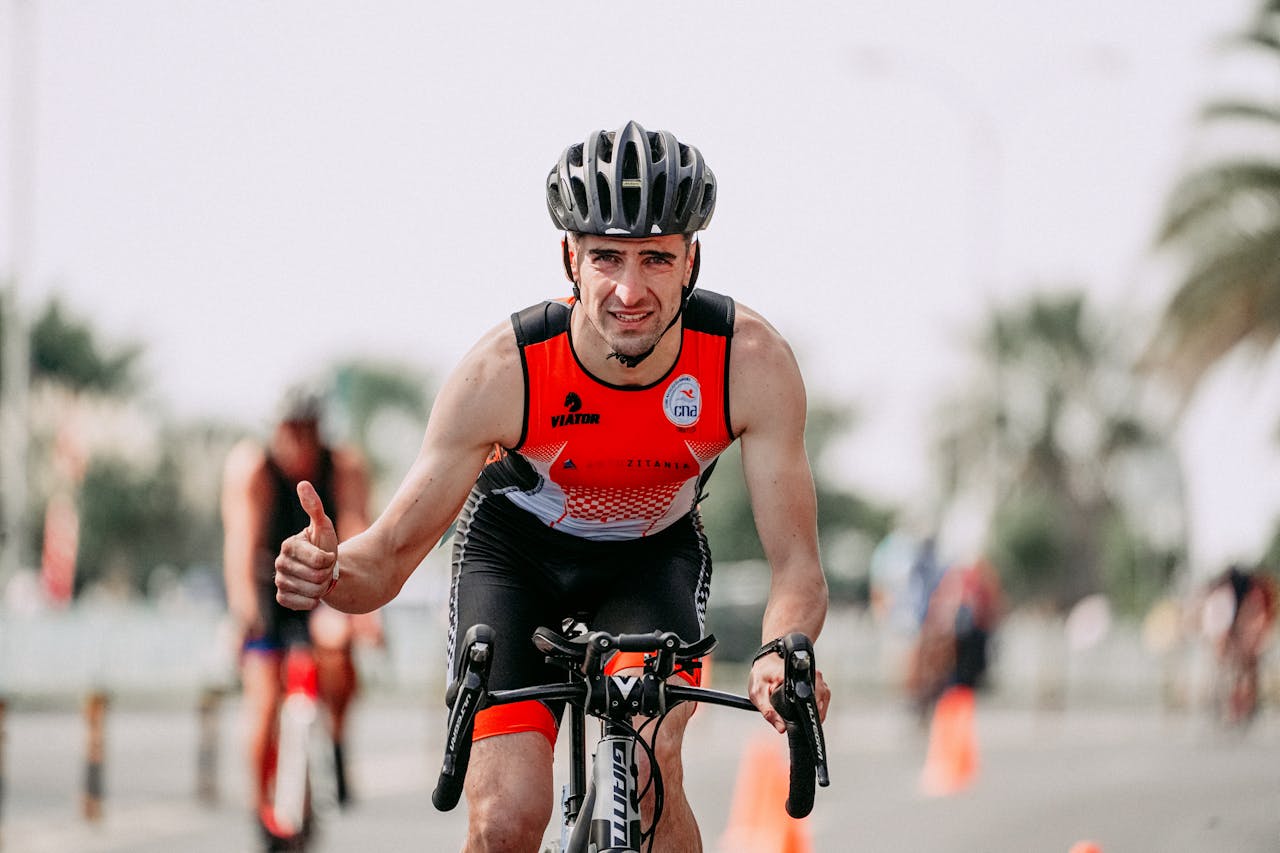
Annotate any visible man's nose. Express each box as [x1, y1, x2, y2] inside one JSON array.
[[613, 266, 645, 305]]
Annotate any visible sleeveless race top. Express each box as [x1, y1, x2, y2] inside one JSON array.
[[262, 447, 336, 582], [477, 289, 737, 541]]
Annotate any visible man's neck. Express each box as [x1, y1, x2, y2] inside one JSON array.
[[569, 308, 682, 386]]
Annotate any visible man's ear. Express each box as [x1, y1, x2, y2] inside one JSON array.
[[561, 235, 575, 283], [687, 239, 701, 289]]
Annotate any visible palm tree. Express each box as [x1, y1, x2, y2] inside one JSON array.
[[325, 358, 434, 507], [936, 291, 1182, 613], [1144, 0, 1280, 398], [0, 295, 143, 394]]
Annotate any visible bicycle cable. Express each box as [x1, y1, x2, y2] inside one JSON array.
[[631, 709, 673, 853]]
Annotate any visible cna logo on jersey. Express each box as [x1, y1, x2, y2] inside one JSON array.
[[662, 374, 701, 427], [550, 390, 601, 428]]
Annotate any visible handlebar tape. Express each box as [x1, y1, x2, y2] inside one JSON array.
[[767, 632, 831, 818], [770, 686, 817, 818], [432, 624, 493, 811]]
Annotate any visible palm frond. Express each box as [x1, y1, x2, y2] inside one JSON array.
[[1143, 225, 1280, 395], [1199, 100, 1280, 126], [1157, 161, 1280, 244], [1219, 31, 1280, 53]]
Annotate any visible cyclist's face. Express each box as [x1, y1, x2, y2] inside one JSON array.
[[272, 419, 322, 478], [569, 233, 693, 363]]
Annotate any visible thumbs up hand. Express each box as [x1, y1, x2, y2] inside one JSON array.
[[298, 480, 338, 554], [275, 481, 341, 611]]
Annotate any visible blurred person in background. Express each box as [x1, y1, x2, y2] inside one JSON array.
[[914, 556, 1005, 796], [907, 555, 1003, 721], [870, 529, 945, 710], [221, 384, 382, 844], [1198, 562, 1277, 726]]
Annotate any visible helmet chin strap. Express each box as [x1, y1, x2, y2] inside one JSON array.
[[566, 237, 702, 369], [605, 287, 688, 367]]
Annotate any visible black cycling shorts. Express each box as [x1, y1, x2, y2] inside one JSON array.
[[244, 577, 312, 653], [447, 488, 712, 743]]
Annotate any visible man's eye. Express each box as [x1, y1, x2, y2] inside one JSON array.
[[644, 256, 673, 266]]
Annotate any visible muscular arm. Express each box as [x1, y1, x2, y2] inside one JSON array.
[[730, 304, 830, 726], [221, 441, 272, 633], [731, 305, 828, 643], [277, 322, 524, 614]]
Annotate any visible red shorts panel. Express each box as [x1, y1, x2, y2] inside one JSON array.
[[473, 700, 558, 746], [605, 651, 702, 686]]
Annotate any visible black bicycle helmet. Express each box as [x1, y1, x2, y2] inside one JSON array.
[[546, 121, 716, 236]]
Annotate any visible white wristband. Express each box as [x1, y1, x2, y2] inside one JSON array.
[[321, 560, 340, 599]]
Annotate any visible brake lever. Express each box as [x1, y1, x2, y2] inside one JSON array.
[[779, 636, 830, 788]]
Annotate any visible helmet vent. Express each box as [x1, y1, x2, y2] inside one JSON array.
[[567, 145, 583, 169], [547, 183, 565, 217], [699, 182, 716, 218], [596, 131, 614, 163], [651, 173, 667, 221], [570, 177, 589, 216], [622, 140, 640, 178], [620, 142, 641, 226], [649, 133, 666, 161], [674, 177, 693, 220], [679, 144, 693, 168], [595, 173, 613, 223]]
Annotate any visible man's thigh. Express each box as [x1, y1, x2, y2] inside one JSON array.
[[451, 561, 559, 693], [463, 730, 555, 815]]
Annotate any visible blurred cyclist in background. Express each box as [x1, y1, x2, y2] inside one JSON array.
[[909, 556, 1004, 720], [914, 556, 1005, 796], [1199, 562, 1277, 725], [221, 384, 382, 845]]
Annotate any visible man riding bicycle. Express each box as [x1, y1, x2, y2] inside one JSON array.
[[222, 386, 380, 847], [274, 121, 831, 851]]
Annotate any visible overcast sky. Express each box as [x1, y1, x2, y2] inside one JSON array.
[[3, 0, 1278, 572]]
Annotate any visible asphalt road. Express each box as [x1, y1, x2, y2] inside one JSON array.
[[3, 688, 1277, 853]]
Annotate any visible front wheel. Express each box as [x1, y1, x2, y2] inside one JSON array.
[[1214, 649, 1259, 727]]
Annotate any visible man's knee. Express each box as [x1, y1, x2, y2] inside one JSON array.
[[637, 705, 693, 791], [467, 798, 551, 852], [465, 732, 554, 851]]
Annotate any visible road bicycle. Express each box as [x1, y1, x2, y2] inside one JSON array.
[[433, 623, 829, 852], [260, 643, 339, 852], [1211, 640, 1262, 728]]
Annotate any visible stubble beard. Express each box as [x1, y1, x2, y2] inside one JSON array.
[[602, 311, 672, 361]]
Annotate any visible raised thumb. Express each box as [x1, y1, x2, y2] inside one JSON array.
[[297, 480, 338, 551]]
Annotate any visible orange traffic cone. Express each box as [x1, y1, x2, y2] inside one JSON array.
[[1068, 842, 1103, 853], [919, 684, 978, 797], [717, 733, 812, 853]]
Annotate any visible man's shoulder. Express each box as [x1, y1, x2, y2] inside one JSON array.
[[222, 439, 271, 497], [723, 298, 806, 434], [511, 298, 573, 347], [685, 289, 735, 337], [725, 299, 794, 361], [225, 439, 268, 475]]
